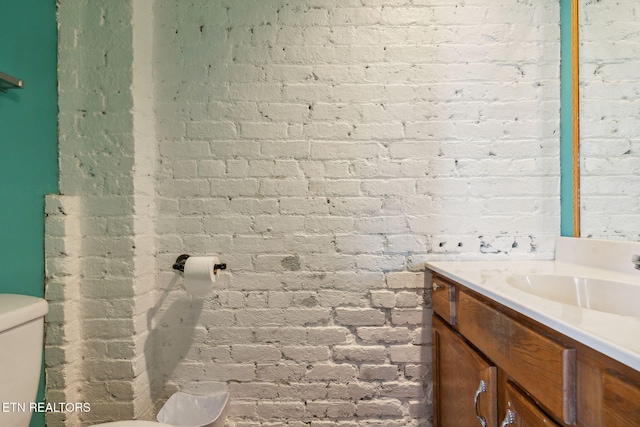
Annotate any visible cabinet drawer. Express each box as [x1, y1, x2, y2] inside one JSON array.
[[458, 291, 576, 425], [431, 276, 456, 325]]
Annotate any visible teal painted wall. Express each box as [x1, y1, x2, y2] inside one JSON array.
[[560, 0, 575, 236], [0, 1, 58, 427]]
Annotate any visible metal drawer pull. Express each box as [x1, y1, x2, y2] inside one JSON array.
[[473, 379, 487, 427], [500, 409, 516, 427]]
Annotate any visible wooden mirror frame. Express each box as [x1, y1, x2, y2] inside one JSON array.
[[571, 0, 579, 238]]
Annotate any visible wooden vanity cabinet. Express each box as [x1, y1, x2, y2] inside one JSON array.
[[430, 272, 640, 427]]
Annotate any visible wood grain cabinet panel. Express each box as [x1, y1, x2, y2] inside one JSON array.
[[602, 372, 640, 426], [431, 276, 456, 325], [432, 315, 497, 427]]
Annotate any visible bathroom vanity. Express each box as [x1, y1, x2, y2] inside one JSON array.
[[427, 238, 640, 427]]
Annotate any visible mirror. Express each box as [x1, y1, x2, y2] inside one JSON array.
[[579, 0, 640, 241]]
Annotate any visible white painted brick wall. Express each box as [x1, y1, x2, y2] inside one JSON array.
[[44, 195, 83, 427], [55, 1, 137, 424], [51, 1, 160, 425], [52, 0, 560, 426], [152, 1, 560, 426], [578, 0, 640, 241], [132, 0, 159, 419]]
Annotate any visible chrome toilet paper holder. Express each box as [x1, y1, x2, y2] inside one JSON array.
[[172, 254, 227, 273]]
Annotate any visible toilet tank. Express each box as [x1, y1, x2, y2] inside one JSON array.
[[0, 294, 48, 427]]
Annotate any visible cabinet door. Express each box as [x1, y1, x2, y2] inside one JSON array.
[[501, 381, 560, 427], [433, 315, 497, 427], [602, 371, 640, 426]]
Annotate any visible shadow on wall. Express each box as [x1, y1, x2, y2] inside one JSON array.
[[0, 89, 20, 107], [145, 275, 204, 403]]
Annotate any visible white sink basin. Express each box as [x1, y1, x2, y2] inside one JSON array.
[[506, 274, 640, 318]]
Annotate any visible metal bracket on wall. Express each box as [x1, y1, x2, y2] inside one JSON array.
[[0, 71, 23, 92], [172, 254, 227, 274]]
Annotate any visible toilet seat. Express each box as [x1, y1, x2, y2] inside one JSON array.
[[92, 421, 173, 427]]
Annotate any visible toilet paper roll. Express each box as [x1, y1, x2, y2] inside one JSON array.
[[183, 256, 218, 296]]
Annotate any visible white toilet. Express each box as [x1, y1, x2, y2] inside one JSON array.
[[0, 293, 49, 427]]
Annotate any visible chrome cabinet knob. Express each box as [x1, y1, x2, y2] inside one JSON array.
[[500, 409, 516, 427]]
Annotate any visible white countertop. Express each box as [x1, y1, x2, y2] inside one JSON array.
[[426, 258, 640, 372]]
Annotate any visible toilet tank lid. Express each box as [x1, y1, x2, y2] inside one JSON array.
[[0, 294, 48, 333]]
